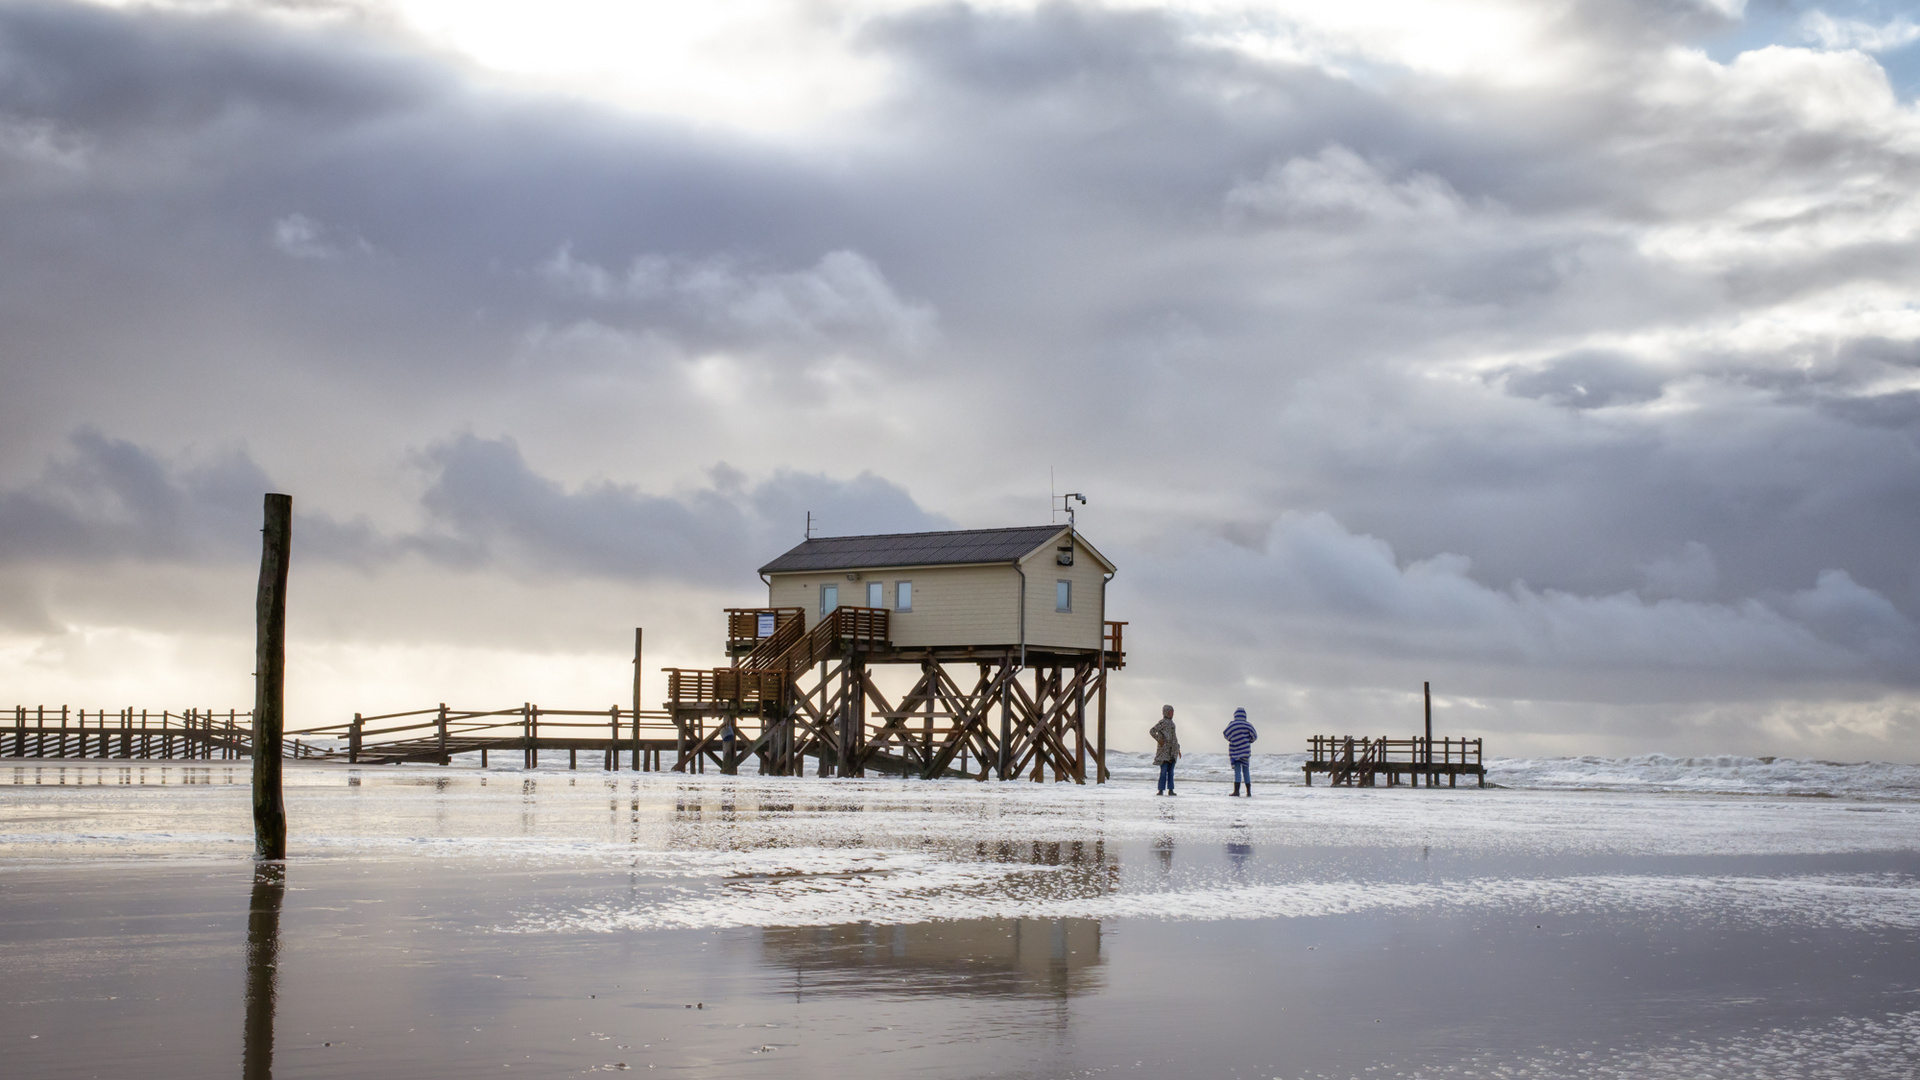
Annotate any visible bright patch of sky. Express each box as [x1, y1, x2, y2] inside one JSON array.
[[1701, 1, 1920, 98]]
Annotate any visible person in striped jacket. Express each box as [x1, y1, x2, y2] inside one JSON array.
[[1224, 707, 1257, 796]]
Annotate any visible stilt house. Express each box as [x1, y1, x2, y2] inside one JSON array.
[[662, 524, 1126, 783]]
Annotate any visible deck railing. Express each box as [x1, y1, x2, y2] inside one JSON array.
[[726, 607, 805, 655], [665, 668, 791, 706]]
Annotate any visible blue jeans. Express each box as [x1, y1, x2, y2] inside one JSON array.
[[1157, 761, 1175, 793], [1232, 759, 1251, 786]]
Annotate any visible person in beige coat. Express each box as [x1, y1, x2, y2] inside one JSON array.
[[1150, 705, 1180, 795]]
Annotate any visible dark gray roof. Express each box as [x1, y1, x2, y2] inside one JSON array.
[[759, 526, 1068, 574]]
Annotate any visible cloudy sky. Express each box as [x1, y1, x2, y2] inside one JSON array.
[[2, 0, 1919, 759]]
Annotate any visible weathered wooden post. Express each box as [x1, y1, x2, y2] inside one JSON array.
[[1423, 681, 1433, 787], [349, 713, 362, 764], [641, 626, 648, 768], [252, 492, 290, 861], [436, 702, 449, 766]]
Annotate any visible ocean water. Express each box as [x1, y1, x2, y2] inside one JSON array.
[[3, 755, 1917, 1078], [1106, 749, 1920, 800]]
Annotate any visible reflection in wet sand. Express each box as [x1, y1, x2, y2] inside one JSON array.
[[1153, 834, 1175, 878], [1227, 827, 1253, 881], [243, 864, 283, 1080], [762, 917, 1105, 1000]]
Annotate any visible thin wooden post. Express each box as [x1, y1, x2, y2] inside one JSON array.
[[1424, 681, 1433, 786], [641, 626, 648, 768], [252, 492, 291, 861], [608, 705, 619, 771], [1095, 651, 1108, 784], [349, 713, 362, 764], [436, 703, 449, 766]]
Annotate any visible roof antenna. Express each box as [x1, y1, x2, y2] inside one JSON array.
[[805, 511, 813, 540], [1050, 467, 1056, 524]]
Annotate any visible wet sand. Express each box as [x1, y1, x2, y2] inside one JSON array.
[[3, 761, 1917, 1078]]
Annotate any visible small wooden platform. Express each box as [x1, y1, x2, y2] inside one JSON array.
[[1304, 735, 1484, 787]]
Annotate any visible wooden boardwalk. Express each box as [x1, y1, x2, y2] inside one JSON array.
[[4, 701, 979, 776], [1303, 735, 1485, 787], [4, 706, 327, 762]]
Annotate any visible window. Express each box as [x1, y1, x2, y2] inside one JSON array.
[[895, 581, 912, 611], [1056, 579, 1072, 612], [820, 584, 838, 616], [867, 581, 883, 609]]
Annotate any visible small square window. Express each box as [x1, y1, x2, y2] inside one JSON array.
[[820, 584, 838, 616], [1056, 579, 1072, 612], [895, 581, 912, 611], [867, 581, 883, 608]]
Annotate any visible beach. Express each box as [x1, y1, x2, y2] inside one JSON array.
[[4, 755, 1918, 1078]]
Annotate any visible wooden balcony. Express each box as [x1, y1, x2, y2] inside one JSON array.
[[725, 607, 805, 656]]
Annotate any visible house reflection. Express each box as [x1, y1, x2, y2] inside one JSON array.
[[761, 917, 1105, 1000]]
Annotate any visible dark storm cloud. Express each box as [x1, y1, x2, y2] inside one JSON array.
[[1134, 514, 1920, 695], [0, 429, 949, 585], [0, 429, 272, 563], [0, 428, 389, 566], [413, 434, 951, 583]]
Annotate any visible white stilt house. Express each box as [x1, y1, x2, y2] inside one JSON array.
[[663, 525, 1126, 783]]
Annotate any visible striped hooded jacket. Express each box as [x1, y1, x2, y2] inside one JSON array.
[[1223, 709, 1257, 761]]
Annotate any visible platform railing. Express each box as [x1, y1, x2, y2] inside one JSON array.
[[726, 607, 805, 657]]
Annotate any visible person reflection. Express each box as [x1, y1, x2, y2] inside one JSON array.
[[1226, 831, 1253, 882], [244, 863, 285, 1080], [1152, 834, 1175, 879]]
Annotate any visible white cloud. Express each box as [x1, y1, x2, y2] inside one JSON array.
[[1224, 145, 1468, 230], [1800, 11, 1920, 54], [1145, 513, 1918, 682], [538, 247, 937, 352], [0, 114, 89, 173], [269, 213, 370, 260]]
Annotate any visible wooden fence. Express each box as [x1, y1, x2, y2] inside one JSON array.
[[5, 706, 326, 761]]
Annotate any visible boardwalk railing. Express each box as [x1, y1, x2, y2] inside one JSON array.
[[1303, 735, 1485, 788], [5, 706, 327, 761], [292, 704, 687, 770]]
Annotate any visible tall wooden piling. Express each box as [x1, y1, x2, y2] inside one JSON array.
[[252, 493, 290, 861], [1424, 681, 1433, 786], [641, 626, 648, 768]]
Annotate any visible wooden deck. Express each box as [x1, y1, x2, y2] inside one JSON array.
[[1303, 735, 1485, 787]]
